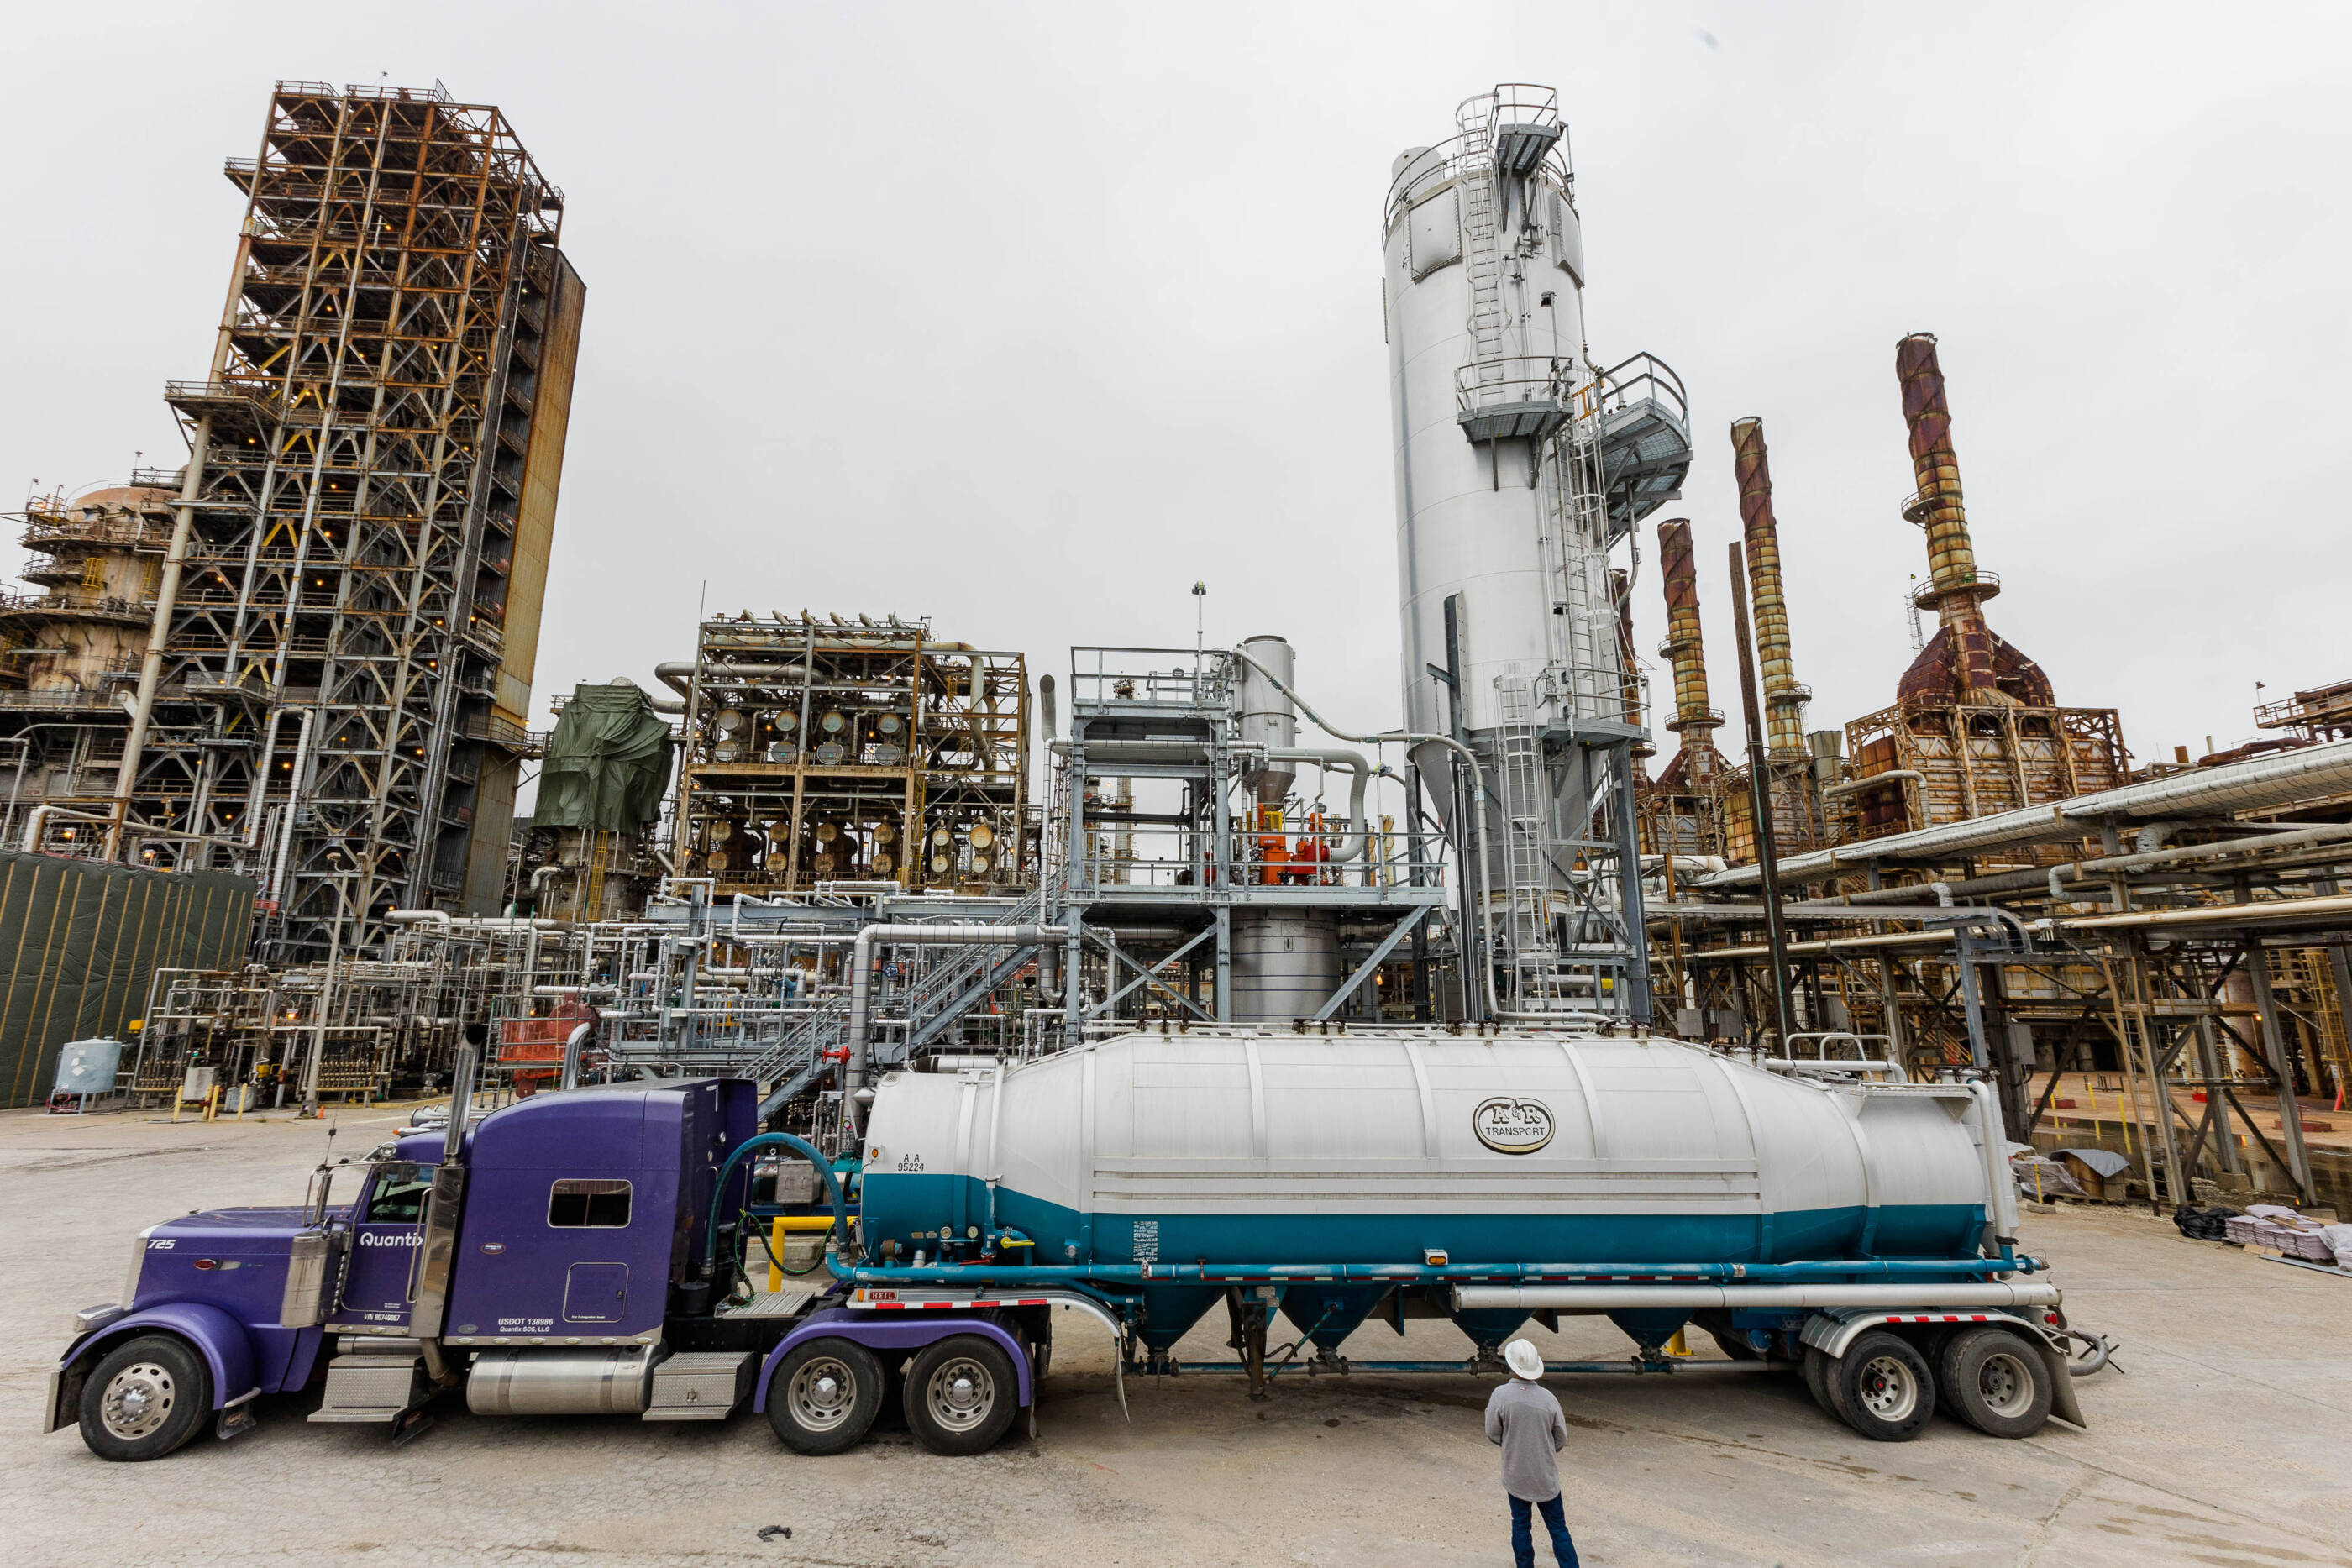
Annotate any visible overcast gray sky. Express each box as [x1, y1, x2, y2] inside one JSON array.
[[8, 3, 2347, 803]]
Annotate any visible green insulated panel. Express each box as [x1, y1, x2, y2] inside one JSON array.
[[531, 684, 675, 834], [0, 853, 255, 1109]]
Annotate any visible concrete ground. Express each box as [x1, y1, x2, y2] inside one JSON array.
[[4, 1102, 2349, 1568]]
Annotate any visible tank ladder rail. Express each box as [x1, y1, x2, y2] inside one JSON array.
[[1495, 675, 1558, 1003], [1457, 96, 1510, 380]]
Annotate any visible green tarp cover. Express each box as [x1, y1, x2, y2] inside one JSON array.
[[0, 853, 255, 1109], [531, 683, 674, 833]]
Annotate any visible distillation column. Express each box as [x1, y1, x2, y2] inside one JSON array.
[[1382, 84, 1660, 1020]]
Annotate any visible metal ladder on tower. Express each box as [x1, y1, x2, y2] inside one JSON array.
[[1457, 97, 1509, 386], [1495, 677, 1557, 996]]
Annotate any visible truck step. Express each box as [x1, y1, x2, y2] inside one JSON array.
[[642, 1351, 756, 1421], [308, 1352, 428, 1424]]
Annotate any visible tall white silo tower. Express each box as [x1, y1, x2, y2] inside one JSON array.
[[1382, 84, 1692, 1020]]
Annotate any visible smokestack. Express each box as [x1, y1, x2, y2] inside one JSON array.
[[1729, 419, 1810, 757], [1610, 568, 1651, 760], [1896, 333, 2002, 697], [1655, 519, 1720, 763]]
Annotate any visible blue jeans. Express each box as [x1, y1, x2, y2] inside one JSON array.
[[1509, 1493, 1579, 1568]]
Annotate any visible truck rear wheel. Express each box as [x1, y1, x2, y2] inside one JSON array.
[[767, 1339, 884, 1455], [79, 1335, 211, 1462], [1802, 1345, 1836, 1413], [903, 1335, 1019, 1455], [1830, 1330, 1935, 1442], [1938, 1328, 2051, 1439]]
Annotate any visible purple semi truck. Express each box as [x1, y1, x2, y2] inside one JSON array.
[[44, 1053, 1058, 1462]]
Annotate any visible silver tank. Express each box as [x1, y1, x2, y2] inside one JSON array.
[[1227, 910, 1341, 1021], [1235, 633, 1297, 804], [1385, 87, 1604, 753], [466, 1345, 658, 1415]]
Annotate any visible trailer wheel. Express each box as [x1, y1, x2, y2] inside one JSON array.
[[904, 1335, 1019, 1456], [768, 1339, 884, 1455], [78, 1335, 211, 1462], [1801, 1345, 1836, 1414], [1938, 1328, 2051, 1439], [1829, 1330, 1935, 1442]]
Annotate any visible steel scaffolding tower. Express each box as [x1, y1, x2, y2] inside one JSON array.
[[104, 81, 583, 961]]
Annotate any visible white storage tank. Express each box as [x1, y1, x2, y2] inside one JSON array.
[[860, 1029, 2009, 1350]]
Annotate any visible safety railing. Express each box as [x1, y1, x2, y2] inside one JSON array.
[[1067, 647, 1231, 711]]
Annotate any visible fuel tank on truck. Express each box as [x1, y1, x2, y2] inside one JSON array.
[[858, 1030, 2005, 1351]]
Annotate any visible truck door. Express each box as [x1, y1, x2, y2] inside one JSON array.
[[331, 1162, 435, 1332]]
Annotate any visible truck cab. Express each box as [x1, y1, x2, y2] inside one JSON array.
[[46, 1073, 1047, 1461]]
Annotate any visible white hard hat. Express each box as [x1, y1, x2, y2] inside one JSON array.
[[1504, 1338, 1544, 1381]]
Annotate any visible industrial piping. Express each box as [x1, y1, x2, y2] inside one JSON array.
[[842, 923, 1064, 1132], [1730, 419, 1810, 757], [1454, 1281, 2061, 1312], [1226, 646, 1504, 1020], [1698, 736, 2352, 889]]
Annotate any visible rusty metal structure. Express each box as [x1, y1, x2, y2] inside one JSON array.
[[1710, 420, 1831, 865], [0, 485, 176, 847], [1837, 335, 2124, 852], [60, 81, 588, 962], [1641, 517, 1725, 857], [667, 613, 1031, 897]]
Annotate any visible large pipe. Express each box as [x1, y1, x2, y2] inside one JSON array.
[[1729, 419, 1809, 758], [266, 709, 317, 905], [1610, 568, 1646, 753], [1654, 518, 1721, 765], [1897, 332, 2002, 697], [1700, 735, 2352, 889], [1455, 1281, 2061, 1312]]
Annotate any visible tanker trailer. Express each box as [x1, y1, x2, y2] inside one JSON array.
[[846, 1025, 2093, 1445]]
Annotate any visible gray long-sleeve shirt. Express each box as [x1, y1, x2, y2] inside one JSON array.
[[1484, 1378, 1568, 1501]]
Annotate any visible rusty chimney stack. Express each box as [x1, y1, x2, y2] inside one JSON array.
[[1655, 519, 1719, 747], [1896, 332, 2003, 697], [1729, 418, 1810, 757]]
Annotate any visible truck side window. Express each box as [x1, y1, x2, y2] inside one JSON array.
[[365, 1164, 436, 1225], [549, 1178, 631, 1228]]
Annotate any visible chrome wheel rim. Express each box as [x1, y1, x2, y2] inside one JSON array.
[[924, 1356, 995, 1434], [101, 1361, 176, 1440], [787, 1356, 856, 1433], [1858, 1355, 1919, 1423], [1977, 1351, 2034, 1419]]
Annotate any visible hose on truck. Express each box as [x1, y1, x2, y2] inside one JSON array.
[[701, 1132, 852, 1296]]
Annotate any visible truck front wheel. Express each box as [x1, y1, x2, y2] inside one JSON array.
[[904, 1336, 1019, 1455], [767, 1339, 884, 1455], [79, 1335, 211, 1462], [1939, 1328, 2052, 1439]]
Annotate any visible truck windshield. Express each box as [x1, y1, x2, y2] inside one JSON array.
[[364, 1164, 437, 1225]]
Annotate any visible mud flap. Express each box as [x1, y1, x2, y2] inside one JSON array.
[[215, 1389, 260, 1441], [2035, 1336, 2087, 1429]]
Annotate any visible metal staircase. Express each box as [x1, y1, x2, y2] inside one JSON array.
[[751, 878, 1061, 1117]]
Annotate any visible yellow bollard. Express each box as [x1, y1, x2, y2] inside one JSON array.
[[1665, 1327, 1693, 1358], [768, 1216, 785, 1293]]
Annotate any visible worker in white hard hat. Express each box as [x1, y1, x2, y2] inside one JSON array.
[[1484, 1338, 1581, 1568]]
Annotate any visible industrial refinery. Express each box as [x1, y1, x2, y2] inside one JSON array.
[[7, 57, 2349, 1568]]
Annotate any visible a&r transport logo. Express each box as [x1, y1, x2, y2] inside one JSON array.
[[1473, 1097, 1554, 1155]]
